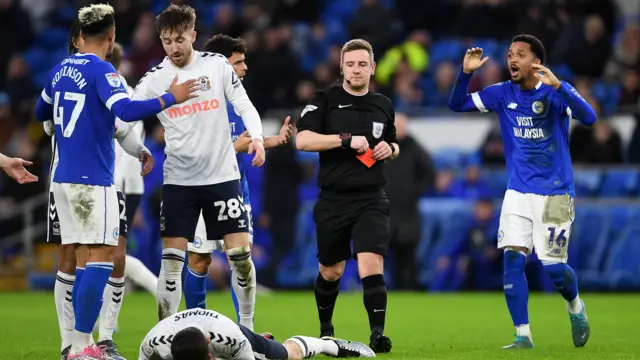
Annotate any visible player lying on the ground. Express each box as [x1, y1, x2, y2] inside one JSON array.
[[448, 34, 594, 349], [139, 308, 376, 360], [0, 152, 38, 183]]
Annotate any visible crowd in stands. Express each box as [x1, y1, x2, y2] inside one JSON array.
[[1, 0, 640, 289]]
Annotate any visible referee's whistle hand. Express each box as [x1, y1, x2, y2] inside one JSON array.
[[351, 136, 369, 153]]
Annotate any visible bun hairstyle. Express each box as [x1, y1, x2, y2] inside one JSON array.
[[78, 4, 115, 37]]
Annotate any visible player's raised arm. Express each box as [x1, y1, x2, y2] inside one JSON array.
[[96, 62, 198, 122], [448, 47, 497, 113], [531, 63, 597, 126]]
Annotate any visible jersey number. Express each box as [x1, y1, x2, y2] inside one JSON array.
[[214, 197, 244, 221], [53, 91, 86, 138], [547, 227, 567, 248]]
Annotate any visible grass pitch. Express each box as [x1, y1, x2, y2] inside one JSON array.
[[0, 291, 637, 359]]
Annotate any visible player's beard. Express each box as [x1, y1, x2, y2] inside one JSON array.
[[171, 48, 192, 68]]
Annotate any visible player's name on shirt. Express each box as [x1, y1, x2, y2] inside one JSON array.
[[50, 66, 88, 90]]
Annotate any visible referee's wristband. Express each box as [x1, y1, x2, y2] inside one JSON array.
[[340, 133, 352, 149], [388, 143, 395, 154]]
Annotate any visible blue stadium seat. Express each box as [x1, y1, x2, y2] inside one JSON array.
[[23, 47, 49, 73], [35, 28, 70, 51], [432, 148, 467, 170], [598, 169, 639, 197], [573, 169, 602, 197], [428, 39, 464, 68], [482, 169, 508, 197], [600, 228, 640, 290]]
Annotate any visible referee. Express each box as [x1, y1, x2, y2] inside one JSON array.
[[296, 39, 398, 354]]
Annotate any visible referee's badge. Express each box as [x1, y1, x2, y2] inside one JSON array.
[[372, 122, 384, 139]]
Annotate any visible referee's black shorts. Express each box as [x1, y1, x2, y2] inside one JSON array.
[[313, 192, 391, 266]]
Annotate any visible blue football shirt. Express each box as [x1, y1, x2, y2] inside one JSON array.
[[449, 71, 596, 197], [40, 53, 129, 186]]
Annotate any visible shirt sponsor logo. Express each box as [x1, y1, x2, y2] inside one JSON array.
[[167, 99, 220, 119]]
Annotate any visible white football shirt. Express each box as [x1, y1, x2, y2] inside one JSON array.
[[132, 51, 264, 186], [138, 308, 254, 360], [114, 76, 145, 195]]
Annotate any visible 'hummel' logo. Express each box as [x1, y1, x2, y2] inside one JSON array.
[[338, 104, 352, 108], [507, 103, 518, 109]]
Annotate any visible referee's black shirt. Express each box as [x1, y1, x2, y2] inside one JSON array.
[[296, 85, 398, 198]]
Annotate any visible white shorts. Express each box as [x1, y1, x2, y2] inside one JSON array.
[[497, 190, 574, 263], [188, 204, 254, 254], [50, 182, 121, 247]]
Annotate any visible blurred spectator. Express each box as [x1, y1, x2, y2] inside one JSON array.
[[349, 0, 398, 56], [375, 30, 430, 87], [0, 0, 34, 88], [570, 102, 624, 164], [553, 14, 611, 78], [423, 61, 456, 107], [259, 126, 305, 287], [211, 3, 245, 39], [448, 155, 494, 199], [5, 55, 35, 121], [126, 12, 166, 82], [604, 22, 640, 82], [386, 113, 435, 289], [617, 69, 640, 105], [479, 125, 505, 165]]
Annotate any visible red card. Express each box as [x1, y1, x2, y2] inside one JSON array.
[[356, 149, 376, 168]]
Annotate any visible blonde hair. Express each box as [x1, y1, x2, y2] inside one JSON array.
[[340, 39, 374, 63], [78, 4, 114, 27]]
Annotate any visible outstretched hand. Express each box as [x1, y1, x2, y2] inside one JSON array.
[[532, 64, 561, 89], [463, 47, 490, 74]]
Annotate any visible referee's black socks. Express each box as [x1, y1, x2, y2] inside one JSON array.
[[362, 274, 387, 336], [314, 273, 340, 336]]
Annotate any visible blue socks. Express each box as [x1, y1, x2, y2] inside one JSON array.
[[72, 267, 85, 315], [74, 262, 113, 334], [184, 267, 208, 309], [230, 270, 240, 322], [503, 250, 529, 327], [543, 262, 579, 302]]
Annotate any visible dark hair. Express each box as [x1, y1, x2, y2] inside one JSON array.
[[156, 4, 196, 36], [78, 4, 115, 40], [68, 19, 81, 55], [511, 34, 546, 64], [170, 327, 209, 360], [204, 34, 247, 57], [107, 42, 124, 70]]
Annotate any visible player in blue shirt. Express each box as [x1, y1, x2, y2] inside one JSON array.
[[448, 34, 595, 350], [184, 34, 292, 328], [34, 4, 198, 359]]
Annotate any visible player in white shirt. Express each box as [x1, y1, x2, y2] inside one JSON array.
[[139, 308, 376, 360], [46, 26, 155, 360], [132, 4, 265, 322]]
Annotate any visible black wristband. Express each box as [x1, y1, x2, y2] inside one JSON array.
[[340, 133, 352, 149], [388, 143, 395, 154]]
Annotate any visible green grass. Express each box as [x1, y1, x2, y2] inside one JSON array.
[[0, 291, 637, 359]]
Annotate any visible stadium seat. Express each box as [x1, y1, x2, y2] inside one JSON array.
[[482, 169, 508, 197], [573, 169, 603, 197], [598, 169, 639, 197], [432, 148, 467, 170], [35, 28, 70, 51], [22, 47, 49, 73], [428, 39, 464, 68], [600, 228, 640, 290]]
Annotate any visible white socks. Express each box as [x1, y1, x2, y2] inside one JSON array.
[[54, 271, 75, 351], [157, 248, 185, 320], [98, 277, 125, 342], [288, 336, 339, 357], [124, 255, 158, 297], [567, 295, 583, 314], [516, 324, 532, 339], [228, 247, 256, 331]]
